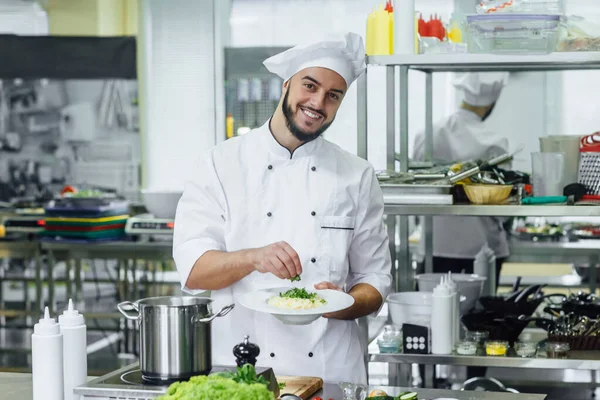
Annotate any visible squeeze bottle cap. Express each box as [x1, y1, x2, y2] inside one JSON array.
[[34, 307, 60, 335], [59, 299, 85, 327]]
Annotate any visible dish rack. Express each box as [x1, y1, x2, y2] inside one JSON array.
[[578, 133, 600, 195]]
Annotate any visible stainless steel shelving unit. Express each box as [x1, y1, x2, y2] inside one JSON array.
[[356, 52, 600, 387], [356, 51, 600, 292], [384, 203, 600, 217], [370, 351, 600, 370]]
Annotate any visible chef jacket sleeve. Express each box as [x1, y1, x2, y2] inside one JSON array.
[[173, 152, 227, 294], [346, 166, 393, 312]]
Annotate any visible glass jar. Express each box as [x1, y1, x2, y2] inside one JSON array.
[[546, 342, 570, 359], [515, 341, 538, 358], [456, 339, 478, 355], [377, 325, 402, 353], [485, 340, 509, 356], [465, 330, 490, 353]]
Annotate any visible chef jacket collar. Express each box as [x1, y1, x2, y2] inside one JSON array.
[[260, 119, 323, 160], [457, 108, 483, 123]]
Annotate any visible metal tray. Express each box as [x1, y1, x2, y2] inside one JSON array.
[[380, 183, 452, 195]]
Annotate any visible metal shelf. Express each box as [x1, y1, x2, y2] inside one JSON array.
[[367, 52, 600, 72], [370, 351, 600, 370], [384, 203, 600, 217]]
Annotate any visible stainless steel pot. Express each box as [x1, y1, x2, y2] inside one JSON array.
[[117, 296, 234, 381]]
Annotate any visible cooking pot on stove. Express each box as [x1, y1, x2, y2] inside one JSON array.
[[118, 296, 234, 382]]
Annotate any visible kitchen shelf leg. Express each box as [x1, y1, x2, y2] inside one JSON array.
[[357, 67, 368, 160], [424, 71, 434, 274], [398, 65, 411, 291], [35, 249, 42, 313]]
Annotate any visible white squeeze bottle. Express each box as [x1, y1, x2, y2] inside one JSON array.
[[59, 299, 88, 400], [431, 277, 453, 355], [32, 306, 64, 400], [447, 272, 460, 347]]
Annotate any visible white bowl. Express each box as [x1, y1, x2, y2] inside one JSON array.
[[387, 292, 433, 327], [415, 273, 486, 314], [141, 189, 183, 219], [238, 287, 355, 326]]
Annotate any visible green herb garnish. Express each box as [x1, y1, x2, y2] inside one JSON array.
[[279, 287, 318, 300], [278, 382, 287, 390], [290, 275, 301, 282]]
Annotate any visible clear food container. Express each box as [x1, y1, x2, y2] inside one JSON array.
[[467, 14, 561, 54], [466, 330, 489, 346], [486, 340, 509, 356], [545, 342, 570, 359], [515, 341, 538, 357], [456, 339, 479, 355], [476, 0, 564, 15], [377, 325, 402, 354]]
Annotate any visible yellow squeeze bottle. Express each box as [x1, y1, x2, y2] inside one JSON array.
[[374, 5, 390, 55], [366, 8, 376, 55], [387, 5, 394, 54]]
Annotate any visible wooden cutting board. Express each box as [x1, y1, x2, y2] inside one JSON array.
[[276, 376, 323, 400]]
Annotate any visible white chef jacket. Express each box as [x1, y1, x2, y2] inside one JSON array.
[[173, 120, 392, 384], [413, 109, 510, 259]]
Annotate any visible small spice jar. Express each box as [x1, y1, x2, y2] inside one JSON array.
[[456, 339, 478, 355], [515, 341, 538, 358], [485, 340, 509, 356], [465, 330, 490, 353], [546, 342, 570, 359]]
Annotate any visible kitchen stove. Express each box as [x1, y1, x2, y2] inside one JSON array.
[[74, 363, 276, 400]]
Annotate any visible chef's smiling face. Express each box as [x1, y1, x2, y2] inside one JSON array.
[[281, 67, 347, 143]]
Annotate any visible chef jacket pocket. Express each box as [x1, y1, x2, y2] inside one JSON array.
[[320, 216, 355, 284]]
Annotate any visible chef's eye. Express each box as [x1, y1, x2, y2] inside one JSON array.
[[304, 83, 315, 90], [328, 92, 339, 101]]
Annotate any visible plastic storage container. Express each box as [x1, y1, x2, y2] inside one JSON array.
[[515, 341, 538, 357], [377, 325, 402, 353], [486, 340, 509, 356], [387, 292, 432, 327], [467, 14, 561, 54], [476, 0, 564, 15]]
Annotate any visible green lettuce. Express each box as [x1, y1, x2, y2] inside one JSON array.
[[156, 375, 274, 400]]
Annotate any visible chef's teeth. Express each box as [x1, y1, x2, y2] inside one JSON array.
[[303, 108, 320, 119]]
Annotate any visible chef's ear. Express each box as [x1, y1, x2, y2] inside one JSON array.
[[282, 78, 290, 90]]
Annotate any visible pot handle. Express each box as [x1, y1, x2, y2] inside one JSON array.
[[117, 301, 140, 321], [194, 303, 235, 324]]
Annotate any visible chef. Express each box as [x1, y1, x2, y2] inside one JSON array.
[[173, 32, 392, 384], [412, 72, 510, 284]]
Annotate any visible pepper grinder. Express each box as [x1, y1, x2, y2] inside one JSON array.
[[233, 335, 260, 367]]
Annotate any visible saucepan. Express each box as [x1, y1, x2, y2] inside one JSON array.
[[118, 296, 234, 382]]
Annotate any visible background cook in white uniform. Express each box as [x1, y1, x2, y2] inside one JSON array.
[[173, 32, 392, 384], [412, 72, 511, 281]]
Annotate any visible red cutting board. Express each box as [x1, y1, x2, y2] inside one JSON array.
[[276, 376, 323, 400]]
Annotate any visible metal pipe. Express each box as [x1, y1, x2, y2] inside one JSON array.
[[386, 66, 396, 172], [357, 69, 368, 160], [87, 332, 124, 355], [424, 72, 434, 274]]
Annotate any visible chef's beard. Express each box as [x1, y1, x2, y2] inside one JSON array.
[[282, 89, 334, 143]]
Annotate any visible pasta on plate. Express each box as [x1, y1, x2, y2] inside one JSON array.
[[267, 288, 327, 310]]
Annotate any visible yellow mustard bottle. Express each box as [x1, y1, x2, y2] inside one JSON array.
[[226, 113, 234, 139], [374, 5, 389, 55], [366, 8, 376, 55], [386, 2, 394, 55]]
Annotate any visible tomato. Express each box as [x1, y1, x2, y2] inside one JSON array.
[[61, 185, 77, 195]]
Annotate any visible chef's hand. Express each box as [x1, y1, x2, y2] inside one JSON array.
[[314, 282, 345, 319], [250, 241, 302, 279]]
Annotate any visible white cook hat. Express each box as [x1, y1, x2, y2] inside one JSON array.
[[263, 32, 366, 88], [454, 72, 509, 106]]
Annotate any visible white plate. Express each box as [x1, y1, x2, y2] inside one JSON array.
[[238, 287, 355, 325]]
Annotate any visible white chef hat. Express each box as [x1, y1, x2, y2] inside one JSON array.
[[263, 32, 366, 88], [454, 72, 509, 106]]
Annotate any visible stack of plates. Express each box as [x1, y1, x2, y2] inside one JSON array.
[[39, 198, 129, 242]]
